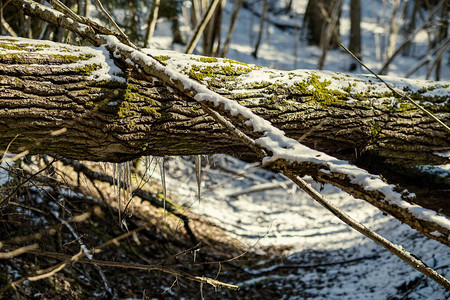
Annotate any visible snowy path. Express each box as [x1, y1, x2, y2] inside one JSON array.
[[150, 155, 449, 299]]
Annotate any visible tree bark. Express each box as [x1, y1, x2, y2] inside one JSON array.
[[1, 35, 450, 220], [348, 0, 361, 71], [0, 37, 448, 166]]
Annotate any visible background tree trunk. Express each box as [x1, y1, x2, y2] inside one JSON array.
[[144, 0, 160, 48], [348, 0, 361, 71], [434, 1, 448, 80], [221, 0, 243, 57], [185, 0, 222, 54], [303, 0, 341, 48], [252, 0, 267, 58], [317, 0, 343, 70], [202, 0, 225, 56]]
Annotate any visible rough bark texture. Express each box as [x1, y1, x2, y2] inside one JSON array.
[[0, 50, 232, 162], [1, 38, 448, 166]]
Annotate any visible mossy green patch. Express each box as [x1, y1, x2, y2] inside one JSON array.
[[370, 124, 381, 138], [88, 80, 127, 89], [242, 81, 272, 89], [155, 55, 170, 61], [418, 85, 438, 93], [115, 84, 161, 119], [0, 38, 17, 42], [74, 63, 101, 75], [142, 106, 161, 117], [0, 43, 23, 50], [292, 73, 346, 107], [14, 77, 24, 85], [200, 57, 218, 63], [21, 43, 51, 50], [51, 53, 95, 63], [118, 90, 140, 118], [396, 101, 417, 113], [0, 53, 22, 63], [223, 59, 251, 67], [190, 57, 219, 63], [187, 63, 253, 82], [0, 42, 58, 51]]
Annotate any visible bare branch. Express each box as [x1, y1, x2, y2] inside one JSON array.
[[0, 243, 38, 258], [6, 247, 239, 290]]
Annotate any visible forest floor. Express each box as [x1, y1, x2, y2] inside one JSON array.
[[0, 156, 449, 299]]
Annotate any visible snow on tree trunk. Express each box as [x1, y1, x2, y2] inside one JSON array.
[[0, 37, 447, 166]]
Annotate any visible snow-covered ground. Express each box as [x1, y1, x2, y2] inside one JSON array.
[[145, 155, 449, 299], [143, 0, 449, 298]]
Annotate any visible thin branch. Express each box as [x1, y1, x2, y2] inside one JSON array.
[[8, 248, 239, 290], [0, 243, 38, 258], [0, 135, 18, 163], [52, 211, 112, 294], [94, 0, 132, 46], [185, 0, 222, 54], [46, 0, 84, 23], [0, 158, 57, 207], [285, 173, 450, 290], [1, 17, 18, 37]]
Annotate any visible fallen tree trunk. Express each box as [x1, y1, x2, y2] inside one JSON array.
[[1, 37, 448, 165]]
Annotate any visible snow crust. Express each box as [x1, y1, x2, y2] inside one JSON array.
[[0, 37, 125, 83]]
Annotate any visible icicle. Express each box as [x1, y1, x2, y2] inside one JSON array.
[[145, 156, 157, 179], [117, 162, 122, 225], [125, 161, 131, 202], [194, 155, 202, 202], [193, 248, 199, 263], [159, 157, 167, 218], [112, 163, 116, 193]]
